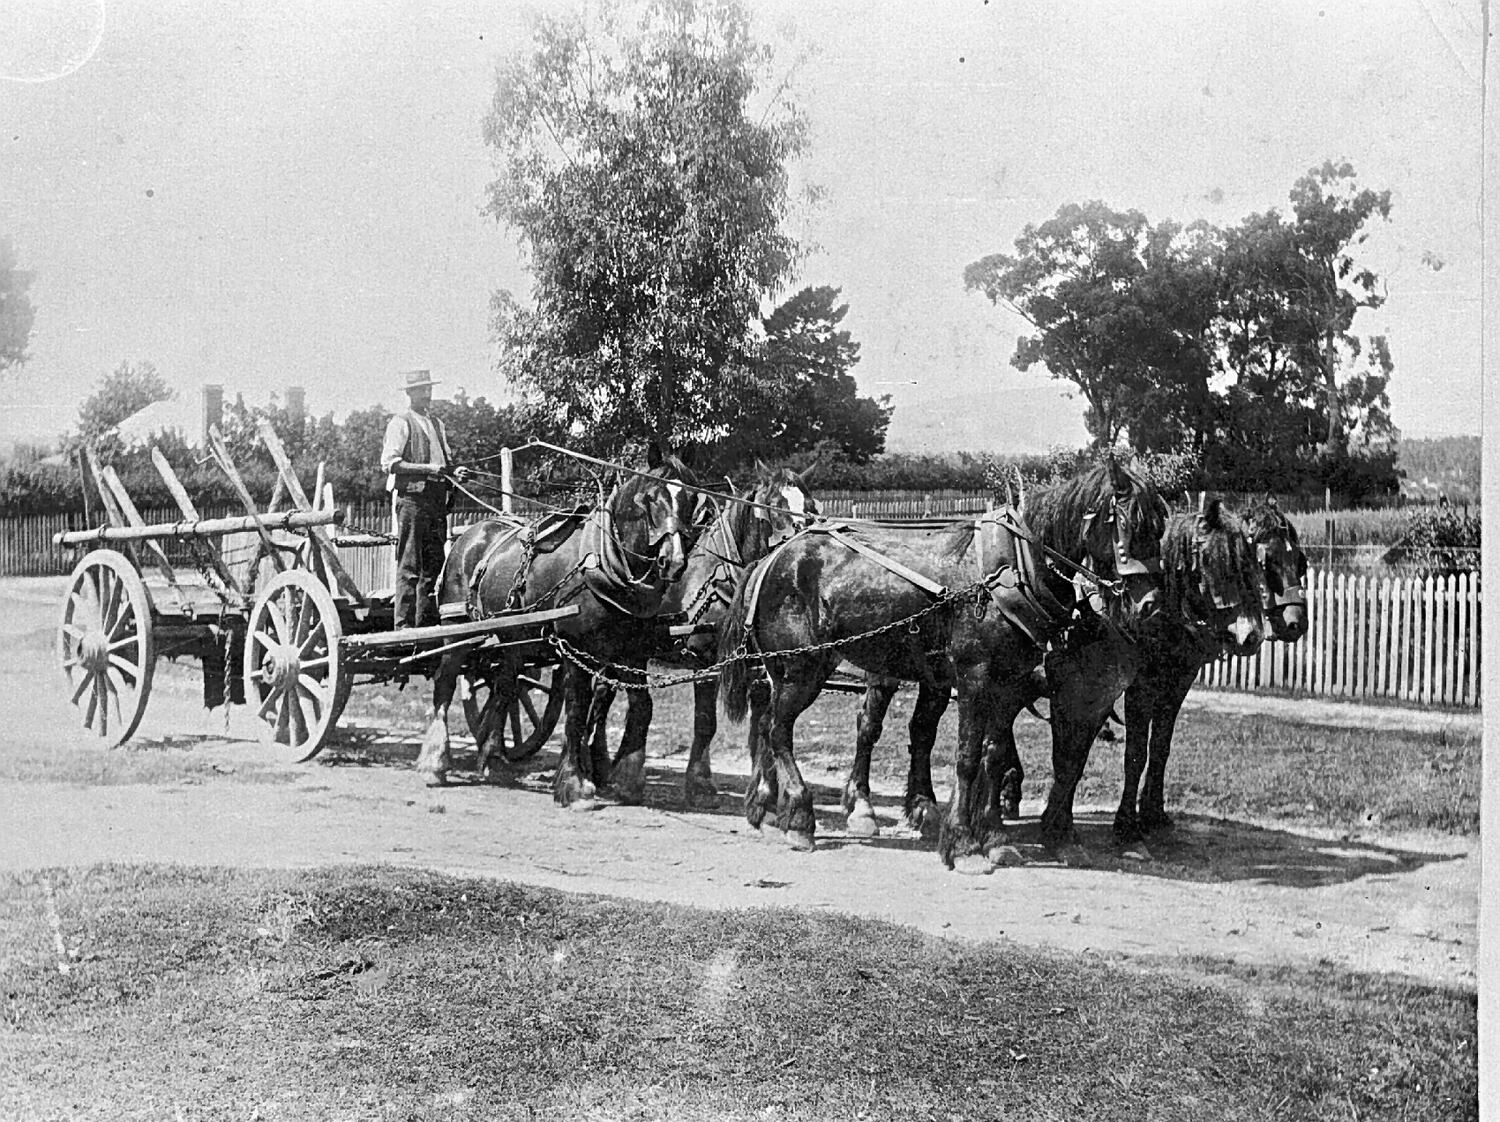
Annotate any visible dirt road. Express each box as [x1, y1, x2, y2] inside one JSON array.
[[0, 577, 1478, 989]]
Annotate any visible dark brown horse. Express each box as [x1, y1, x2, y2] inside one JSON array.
[[573, 464, 818, 809], [717, 461, 1167, 871], [1113, 501, 1269, 839], [416, 459, 700, 809]]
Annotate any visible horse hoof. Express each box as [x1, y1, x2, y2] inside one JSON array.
[[610, 756, 646, 806], [952, 854, 993, 877], [421, 771, 448, 788], [554, 777, 597, 809], [847, 812, 880, 838], [785, 830, 816, 852], [567, 796, 599, 813], [986, 844, 1025, 867], [684, 777, 720, 810]]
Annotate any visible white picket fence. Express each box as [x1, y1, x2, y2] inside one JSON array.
[[1198, 568, 1481, 708]]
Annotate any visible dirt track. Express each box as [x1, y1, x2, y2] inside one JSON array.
[[0, 578, 1479, 989]]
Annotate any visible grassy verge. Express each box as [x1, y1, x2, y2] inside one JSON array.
[[0, 865, 1477, 1122]]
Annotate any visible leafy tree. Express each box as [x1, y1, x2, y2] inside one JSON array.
[[711, 285, 888, 464], [964, 201, 1200, 449], [484, 0, 809, 457], [1, 237, 36, 377], [1285, 160, 1393, 458], [966, 164, 1398, 499], [71, 360, 174, 460]]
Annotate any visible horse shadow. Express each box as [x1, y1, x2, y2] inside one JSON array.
[[816, 791, 1466, 889]]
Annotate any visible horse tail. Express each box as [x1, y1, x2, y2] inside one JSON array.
[[717, 570, 756, 724]]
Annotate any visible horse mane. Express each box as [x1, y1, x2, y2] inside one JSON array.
[[1023, 461, 1163, 563], [1242, 497, 1299, 548], [1161, 503, 1258, 610]]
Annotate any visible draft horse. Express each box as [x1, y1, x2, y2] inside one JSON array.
[[1113, 500, 1269, 839], [576, 463, 819, 809], [717, 461, 1167, 872], [416, 457, 700, 809]]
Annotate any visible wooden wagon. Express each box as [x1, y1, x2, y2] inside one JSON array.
[[54, 423, 568, 762]]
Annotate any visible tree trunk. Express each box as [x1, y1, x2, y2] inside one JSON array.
[[1321, 325, 1343, 457]]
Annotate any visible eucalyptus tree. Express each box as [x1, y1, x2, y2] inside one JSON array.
[[483, 0, 810, 458]]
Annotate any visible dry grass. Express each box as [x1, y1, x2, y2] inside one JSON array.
[[0, 866, 1477, 1121]]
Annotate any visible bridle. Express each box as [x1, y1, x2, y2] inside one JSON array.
[[1254, 522, 1307, 615], [1082, 494, 1163, 582]]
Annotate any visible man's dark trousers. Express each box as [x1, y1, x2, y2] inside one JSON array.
[[393, 491, 447, 628]]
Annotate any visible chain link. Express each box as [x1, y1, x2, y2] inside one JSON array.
[[547, 576, 996, 693]]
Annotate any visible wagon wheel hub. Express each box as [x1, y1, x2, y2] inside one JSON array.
[[261, 645, 299, 691], [79, 628, 111, 669]]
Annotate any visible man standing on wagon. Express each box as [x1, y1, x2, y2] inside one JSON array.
[[380, 369, 464, 629]]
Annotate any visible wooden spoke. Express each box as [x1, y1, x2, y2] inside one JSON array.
[[519, 691, 541, 727], [244, 569, 346, 763], [59, 551, 154, 748], [461, 663, 562, 764]]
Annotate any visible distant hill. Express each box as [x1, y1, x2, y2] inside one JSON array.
[[1397, 435, 1480, 503]]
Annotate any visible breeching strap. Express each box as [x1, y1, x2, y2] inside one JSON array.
[[821, 527, 948, 597]]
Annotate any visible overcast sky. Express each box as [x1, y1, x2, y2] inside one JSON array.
[[0, 0, 1487, 456]]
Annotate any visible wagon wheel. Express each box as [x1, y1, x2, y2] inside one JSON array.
[[58, 549, 155, 747], [244, 569, 347, 762], [462, 663, 563, 763]]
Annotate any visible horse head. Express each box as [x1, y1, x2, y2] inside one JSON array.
[[1075, 459, 1168, 625], [1243, 496, 1308, 642], [1162, 502, 1265, 655], [735, 461, 819, 555], [611, 456, 700, 585]]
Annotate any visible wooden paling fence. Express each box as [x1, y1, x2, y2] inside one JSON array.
[[1198, 568, 1481, 708]]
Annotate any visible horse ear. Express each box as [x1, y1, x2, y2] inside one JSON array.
[[797, 458, 819, 484]]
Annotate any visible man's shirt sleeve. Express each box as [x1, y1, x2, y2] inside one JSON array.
[[380, 415, 408, 474]]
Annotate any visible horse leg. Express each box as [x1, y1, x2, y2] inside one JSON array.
[[937, 661, 999, 874], [1113, 676, 1152, 841], [683, 677, 721, 809], [610, 670, 652, 806], [1140, 658, 1200, 833], [900, 676, 951, 835], [844, 675, 898, 838], [743, 676, 778, 831], [476, 675, 520, 784], [1040, 637, 1136, 847], [995, 676, 1041, 819], [585, 677, 616, 791], [416, 650, 462, 786], [763, 656, 834, 850], [552, 663, 600, 810]]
